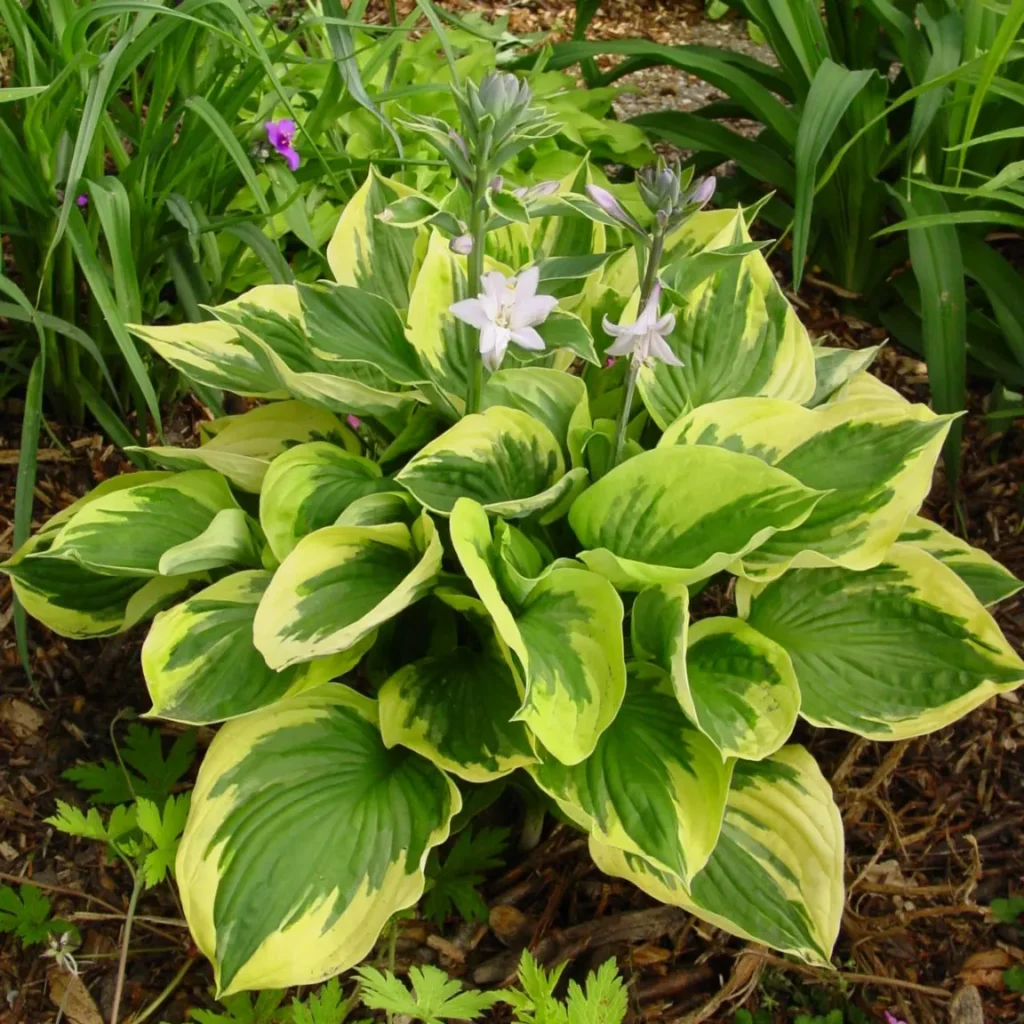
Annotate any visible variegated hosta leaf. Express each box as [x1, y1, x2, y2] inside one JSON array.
[[482, 367, 592, 469], [254, 514, 442, 670], [661, 396, 954, 580], [158, 509, 263, 576], [128, 318, 287, 397], [532, 662, 732, 884], [3, 534, 192, 639], [405, 230, 475, 416], [127, 401, 357, 494], [637, 209, 816, 428], [297, 281, 426, 386], [741, 544, 1024, 739], [378, 648, 536, 782], [590, 744, 843, 966], [43, 470, 237, 577], [260, 442, 396, 562], [397, 406, 567, 518], [0, 474, 192, 638], [568, 446, 824, 590], [632, 585, 799, 761], [143, 571, 363, 724], [830, 370, 909, 406], [327, 167, 421, 309], [335, 492, 421, 528], [807, 345, 882, 408], [898, 515, 1022, 607], [450, 498, 626, 765], [209, 285, 423, 422], [176, 685, 460, 994]]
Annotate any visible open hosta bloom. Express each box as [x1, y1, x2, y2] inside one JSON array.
[[450, 266, 557, 371], [6, 163, 1024, 996], [604, 283, 681, 367]]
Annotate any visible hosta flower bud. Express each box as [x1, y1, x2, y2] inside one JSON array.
[[685, 175, 717, 210], [489, 175, 505, 193], [585, 184, 645, 237], [450, 234, 474, 256], [638, 159, 681, 217], [514, 180, 560, 202], [478, 71, 531, 122]]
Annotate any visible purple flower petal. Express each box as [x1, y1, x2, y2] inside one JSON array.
[[265, 119, 300, 170], [346, 415, 362, 430], [76, 194, 89, 208]]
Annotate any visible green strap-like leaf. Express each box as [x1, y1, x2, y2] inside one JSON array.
[[397, 407, 567, 518], [533, 662, 732, 884], [176, 685, 459, 995], [450, 499, 626, 765], [143, 571, 362, 725], [897, 515, 1022, 607], [254, 515, 442, 671], [741, 544, 1024, 738], [569, 445, 824, 590], [661, 395, 954, 580], [379, 648, 536, 782], [590, 744, 843, 966]]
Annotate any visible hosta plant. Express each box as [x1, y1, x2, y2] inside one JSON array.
[[6, 72, 1024, 996]]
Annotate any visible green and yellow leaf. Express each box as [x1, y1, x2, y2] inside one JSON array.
[[661, 396, 954, 579], [143, 571, 362, 725], [741, 544, 1024, 738], [568, 446, 824, 590], [327, 168, 421, 309], [254, 514, 442, 670], [451, 499, 626, 765], [807, 345, 882, 408], [532, 662, 732, 884], [176, 685, 460, 994], [128, 402, 356, 493], [590, 744, 843, 966], [632, 585, 800, 761], [898, 515, 1022, 606], [260, 442, 395, 561], [157, 508, 263, 576], [637, 209, 816, 427], [378, 648, 536, 782], [397, 407, 566, 518], [44, 470, 238, 577]]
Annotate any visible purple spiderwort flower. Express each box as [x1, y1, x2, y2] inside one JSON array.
[[346, 414, 361, 430], [265, 119, 300, 172], [76, 194, 89, 208], [883, 1013, 907, 1024]]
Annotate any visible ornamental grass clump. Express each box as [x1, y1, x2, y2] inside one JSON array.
[[5, 70, 1023, 996]]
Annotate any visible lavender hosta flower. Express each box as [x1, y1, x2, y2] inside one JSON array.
[[687, 175, 716, 208], [585, 184, 644, 236], [603, 282, 681, 367], [450, 266, 557, 372], [449, 234, 474, 256], [265, 119, 300, 171]]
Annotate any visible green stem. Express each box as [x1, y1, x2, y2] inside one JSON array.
[[611, 232, 665, 468], [110, 871, 144, 1024], [464, 172, 488, 416]]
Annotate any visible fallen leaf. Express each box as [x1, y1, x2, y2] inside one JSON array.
[[631, 943, 673, 966], [958, 948, 1012, 990], [47, 967, 104, 1024], [949, 984, 984, 1024], [0, 697, 45, 740]]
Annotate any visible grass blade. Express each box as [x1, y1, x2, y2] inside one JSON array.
[[889, 183, 965, 485], [184, 95, 270, 214], [792, 58, 874, 287], [85, 176, 143, 323]]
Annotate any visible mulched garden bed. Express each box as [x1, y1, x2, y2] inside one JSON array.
[[2, 271, 1023, 1024]]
